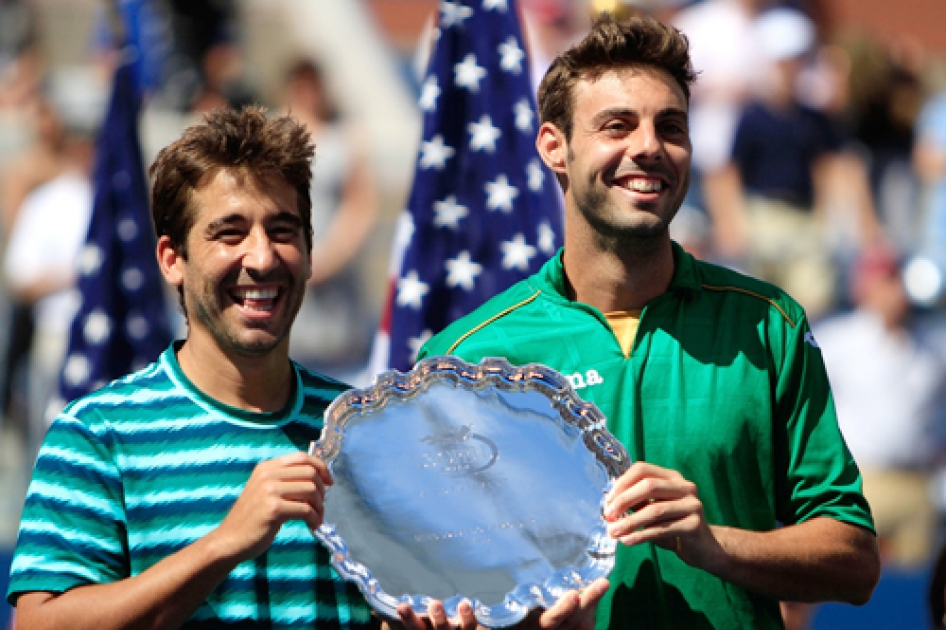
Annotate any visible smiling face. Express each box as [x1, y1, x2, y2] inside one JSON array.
[[538, 65, 691, 248], [158, 169, 312, 359]]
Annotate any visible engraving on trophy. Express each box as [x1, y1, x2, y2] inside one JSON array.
[[416, 424, 500, 475], [412, 519, 538, 544]]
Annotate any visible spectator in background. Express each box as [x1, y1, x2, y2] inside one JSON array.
[[672, 0, 769, 216], [0, 98, 94, 453], [139, 0, 255, 113], [815, 246, 946, 569], [0, 0, 41, 442], [706, 7, 881, 319], [520, 0, 592, 96], [282, 59, 378, 384], [915, 87, 946, 273], [845, 35, 925, 254], [0, 0, 39, 113]]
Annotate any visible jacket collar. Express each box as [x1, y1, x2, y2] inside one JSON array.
[[537, 241, 702, 301]]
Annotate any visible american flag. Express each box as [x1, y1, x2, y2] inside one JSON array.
[[370, 0, 564, 375], [54, 45, 173, 411]]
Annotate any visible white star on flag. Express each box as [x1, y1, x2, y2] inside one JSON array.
[[468, 115, 502, 152], [445, 251, 483, 291], [118, 217, 138, 241], [408, 329, 434, 361], [397, 270, 430, 310], [127, 312, 150, 340], [538, 220, 557, 255], [122, 266, 144, 291], [527, 158, 546, 191], [454, 53, 487, 92], [370, 0, 565, 375], [433, 195, 469, 229], [83, 309, 112, 345], [62, 354, 92, 388], [79, 244, 104, 277], [514, 98, 535, 133], [419, 134, 456, 170], [441, 1, 474, 28], [499, 36, 525, 74], [419, 76, 441, 112], [485, 174, 519, 212], [501, 234, 537, 272], [394, 212, 416, 251]]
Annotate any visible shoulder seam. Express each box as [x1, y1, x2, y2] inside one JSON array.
[[446, 290, 543, 355], [701, 284, 797, 328]]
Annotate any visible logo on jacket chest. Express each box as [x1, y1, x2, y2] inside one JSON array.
[[565, 369, 604, 390]]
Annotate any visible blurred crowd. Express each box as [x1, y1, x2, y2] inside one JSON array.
[[1, 0, 946, 623]]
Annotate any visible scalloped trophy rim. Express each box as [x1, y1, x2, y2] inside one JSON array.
[[310, 355, 631, 627]]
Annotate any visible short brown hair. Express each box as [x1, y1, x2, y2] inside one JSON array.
[[149, 106, 315, 259], [537, 13, 696, 139]]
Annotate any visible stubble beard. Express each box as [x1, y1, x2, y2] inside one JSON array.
[[187, 276, 307, 359], [575, 185, 674, 257]]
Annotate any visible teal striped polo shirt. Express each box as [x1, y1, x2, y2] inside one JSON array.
[[7, 343, 374, 630]]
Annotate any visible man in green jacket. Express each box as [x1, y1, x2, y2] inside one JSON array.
[[420, 13, 880, 630]]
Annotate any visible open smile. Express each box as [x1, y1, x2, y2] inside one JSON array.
[[612, 173, 668, 194], [229, 286, 282, 313], [622, 177, 665, 193]]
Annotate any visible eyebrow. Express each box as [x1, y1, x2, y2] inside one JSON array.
[[591, 106, 689, 127], [204, 211, 304, 234], [657, 108, 689, 121], [271, 211, 305, 227], [205, 214, 245, 235]]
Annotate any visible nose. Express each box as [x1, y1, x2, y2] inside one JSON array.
[[243, 229, 279, 274], [629, 121, 663, 162]]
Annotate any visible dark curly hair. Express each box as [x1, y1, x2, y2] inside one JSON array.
[[537, 13, 697, 140], [149, 105, 315, 259]]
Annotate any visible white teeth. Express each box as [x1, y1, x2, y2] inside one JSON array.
[[625, 179, 663, 192], [234, 288, 278, 300]]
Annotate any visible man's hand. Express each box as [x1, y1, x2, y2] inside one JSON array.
[[393, 599, 478, 630], [388, 578, 608, 630], [530, 578, 609, 630], [209, 452, 333, 563], [603, 463, 881, 603], [603, 462, 723, 571]]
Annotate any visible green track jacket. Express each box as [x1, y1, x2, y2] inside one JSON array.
[[420, 243, 874, 630]]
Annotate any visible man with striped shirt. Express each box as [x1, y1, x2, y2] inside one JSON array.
[[5, 107, 374, 630]]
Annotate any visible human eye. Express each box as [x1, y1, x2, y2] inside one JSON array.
[[269, 219, 303, 242], [659, 116, 688, 137], [207, 221, 246, 244], [602, 119, 630, 135]]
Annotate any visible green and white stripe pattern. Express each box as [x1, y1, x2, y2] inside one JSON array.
[[7, 344, 374, 629]]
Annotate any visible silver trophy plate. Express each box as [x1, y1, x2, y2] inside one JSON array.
[[310, 356, 630, 627]]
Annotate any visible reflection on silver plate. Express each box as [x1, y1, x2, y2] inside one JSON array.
[[310, 356, 630, 627]]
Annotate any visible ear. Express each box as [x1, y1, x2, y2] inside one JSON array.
[[156, 235, 184, 287], [536, 121, 568, 176], [304, 247, 313, 283]]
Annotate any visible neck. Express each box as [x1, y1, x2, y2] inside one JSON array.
[[562, 224, 675, 312], [176, 335, 295, 413]]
